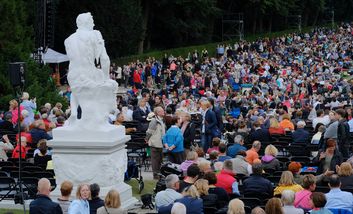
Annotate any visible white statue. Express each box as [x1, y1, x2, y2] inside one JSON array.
[[64, 12, 118, 130]]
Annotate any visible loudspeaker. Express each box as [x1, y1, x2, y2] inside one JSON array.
[[8, 62, 25, 88]]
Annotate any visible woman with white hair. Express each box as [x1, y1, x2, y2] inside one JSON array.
[[171, 202, 186, 214], [21, 92, 36, 123], [281, 190, 304, 214]]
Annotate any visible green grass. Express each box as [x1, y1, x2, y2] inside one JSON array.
[[114, 24, 336, 66], [126, 179, 157, 199], [0, 209, 28, 214]]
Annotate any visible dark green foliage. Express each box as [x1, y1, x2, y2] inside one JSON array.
[[0, 0, 67, 110]]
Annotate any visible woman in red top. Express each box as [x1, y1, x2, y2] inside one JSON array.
[[269, 118, 285, 135]]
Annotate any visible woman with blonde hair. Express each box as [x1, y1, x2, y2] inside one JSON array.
[[9, 99, 24, 125], [274, 171, 303, 196], [279, 114, 295, 131], [265, 198, 284, 214], [194, 179, 217, 207], [68, 183, 91, 214], [227, 199, 245, 214], [336, 162, 353, 188], [180, 151, 198, 175], [97, 189, 127, 214], [269, 118, 285, 135], [261, 144, 280, 171]]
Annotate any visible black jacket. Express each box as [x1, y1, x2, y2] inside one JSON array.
[[29, 194, 63, 214], [89, 197, 105, 214], [314, 149, 343, 174], [183, 122, 196, 149], [243, 174, 273, 196], [132, 107, 150, 132], [249, 128, 270, 143]]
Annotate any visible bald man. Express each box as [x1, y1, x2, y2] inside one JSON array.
[[30, 178, 62, 214]]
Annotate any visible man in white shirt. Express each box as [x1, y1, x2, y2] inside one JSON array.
[[155, 174, 182, 210], [325, 175, 353, 213], [312, 109, 330, 128]]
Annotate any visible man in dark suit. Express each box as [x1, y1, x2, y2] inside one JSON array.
[[249, 121, 270, 143], [0, 113, 15, 133], [201, 100, 218, 152], [30, 178, 63, 214], [243, 163, 273, 197], [132, 99, 150, 132], [292, 121, 310, 143]]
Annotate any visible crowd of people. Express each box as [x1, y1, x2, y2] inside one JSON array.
[[1, 23, 353, 213]]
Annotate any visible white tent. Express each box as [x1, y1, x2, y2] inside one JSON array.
[[42, 48, 69, 64]]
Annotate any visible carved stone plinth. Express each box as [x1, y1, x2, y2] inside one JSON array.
[[48, 126, 137, 208]]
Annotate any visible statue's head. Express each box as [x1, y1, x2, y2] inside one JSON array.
[[76, 12, 94, 30]]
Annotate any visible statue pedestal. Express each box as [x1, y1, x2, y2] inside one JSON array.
[[48, 126, 138, 209]]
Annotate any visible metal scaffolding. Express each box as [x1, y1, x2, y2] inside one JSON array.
[[222, 13, 244, 41]]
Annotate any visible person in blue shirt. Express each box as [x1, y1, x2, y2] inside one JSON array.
[[163, 117, 184, 164], [325, 174, 353, 213], [227, 135, 246, 158], [292, 121, 310, 143], [68, 183, 90, 214]]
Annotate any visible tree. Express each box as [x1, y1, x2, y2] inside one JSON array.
[[0, 0, 67, 110]]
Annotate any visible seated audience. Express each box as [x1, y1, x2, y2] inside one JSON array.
[[215, 160, 239, 195], [251, 207, 266, 214], [30, 120, 52, 145], [294, 174, 316, 210], [288, 161, 303, 185], [231, 150, 252, 176], [314, 139, 342, 175], [268, 117, 285, 135], [207, 137, 220, 154], [281, 190, 304, 214], [12, 136, 27, 159], [34, 140, 52, 168], [204, 171, 229, 208], [265, 198, 284, 214], [274, 171, 303, 196], [57, 180, 73, 214], [325, 175, 353, 213], [159, 185, 203, 214], [310, 192, 333, 214], [178, 164, 200, 192], [180, 151, 198, 175], [114, 113, 136, 134], [29, 178, 63, 214], [171, 202, 186, 214], [194, 179, 217, 208], [336, 162, 353, 189], [0, 135, 14, 161], [97, 189, 127, 214], [292, 121, 310, 143], [228, 199, 245, 214], [249, 121, 270, 143], [245, 141, 261, 165], [155, 174, 182, 209], [0, 113, 15, 132], [198, 160, 212, 175], [88, 183, 104, 214], [279, 114, 295, 131], [243, 163, 273, 196], [217, 143, 231, 162], [227, 135, 246, 158], [261, 144, 280, 172]]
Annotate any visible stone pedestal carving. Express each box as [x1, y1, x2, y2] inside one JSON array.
[[48, 126, 138, 208]]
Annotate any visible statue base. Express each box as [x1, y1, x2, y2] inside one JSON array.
[[48, 126, 138, 209]]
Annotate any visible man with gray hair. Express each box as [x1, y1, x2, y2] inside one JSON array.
[[292, 121, 310, 143], [281, 190, 304, 214], [227, 135, 246, 158], [155, 174, 182, 210], [146, 106, 166, 180]]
